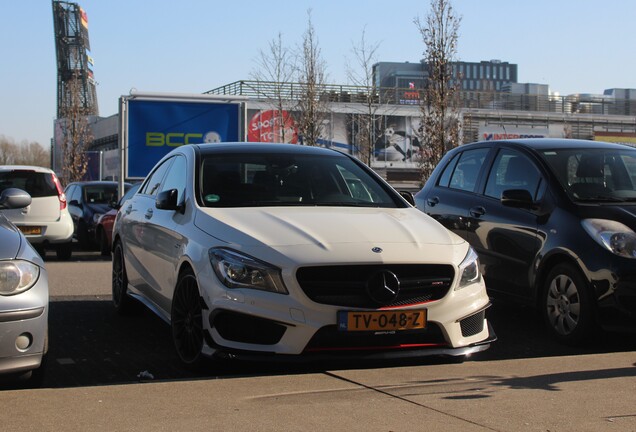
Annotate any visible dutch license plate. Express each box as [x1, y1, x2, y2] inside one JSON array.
[[338, 309, 427, 332], [18, 226, 42, 235]]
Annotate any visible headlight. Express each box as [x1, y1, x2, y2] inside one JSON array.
[[457, 246, 481, 290], [209, 248, 288, 294], [0, 261, 40, 295], [582, 219, 636, 259]]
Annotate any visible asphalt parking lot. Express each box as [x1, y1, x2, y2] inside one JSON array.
[[4, 249, 636, 389], [1, 249, 636, 431]]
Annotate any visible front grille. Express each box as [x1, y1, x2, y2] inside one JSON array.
[[296, 264, 454, 308], [459, 310, 485, 337], [210, 310, 287, 345], [303, 323, 447, 353]]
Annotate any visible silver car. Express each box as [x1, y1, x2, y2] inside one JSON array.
[[0, 188, 49, 379]]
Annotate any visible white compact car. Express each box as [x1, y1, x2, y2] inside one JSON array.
[[112, 143, 495, 366], [0, 166, 74, 260]]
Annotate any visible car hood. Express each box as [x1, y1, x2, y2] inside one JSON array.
[[195, 206, 465, 252], [0, 216, 22, 259]]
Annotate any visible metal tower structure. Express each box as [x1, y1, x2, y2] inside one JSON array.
[[52, 1, 98, 118]]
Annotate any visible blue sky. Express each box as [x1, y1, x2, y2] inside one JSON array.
[[1, 0, 635, 148]]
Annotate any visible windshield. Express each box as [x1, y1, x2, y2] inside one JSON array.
[[199, 152, 402, 208], [540, 147, 636, 202]]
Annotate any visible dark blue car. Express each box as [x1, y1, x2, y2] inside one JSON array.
[[64, 181, 131, 249]]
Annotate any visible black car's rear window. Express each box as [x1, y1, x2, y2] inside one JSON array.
[[0, 170, 57, 197]]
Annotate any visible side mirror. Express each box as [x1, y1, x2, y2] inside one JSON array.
[[156, 189, 182, 212], [69, 199, 81, 208], [0, 188, 32, 210], [399, 191, 415, 206], [501, 189, 535, 209]]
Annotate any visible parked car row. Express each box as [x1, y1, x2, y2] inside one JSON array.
[[0, 166, 131, 261], [1, 137, 635, 380]]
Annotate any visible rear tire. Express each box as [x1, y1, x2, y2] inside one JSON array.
[[112, 241, 136, 315]]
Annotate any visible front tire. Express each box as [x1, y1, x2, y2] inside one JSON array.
[[171, 268, 204, 368], [112, 241, 136, 315], [542, 263, 595, 344]]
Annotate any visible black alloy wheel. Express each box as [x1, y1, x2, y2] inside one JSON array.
[[171, 269, 204, 367], [112, 241, 135, 314], [543, 263, 594, 344]]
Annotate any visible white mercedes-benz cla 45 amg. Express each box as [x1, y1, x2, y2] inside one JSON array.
[[112, 143, 495, 367]]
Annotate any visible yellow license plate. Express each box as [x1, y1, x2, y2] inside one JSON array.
[[18, 226, 42, 235], [338, 309, 427, 332]]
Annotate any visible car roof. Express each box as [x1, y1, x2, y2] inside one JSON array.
[[192, 142, 345, 156], [67, 181, 130, 187], [0, 165, 55, 173], [463, 138, 636, 152]]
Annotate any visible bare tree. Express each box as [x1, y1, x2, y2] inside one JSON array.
[[0, 136, 16, 165], [0, 136, 50, 166], [346, 27, 384, 166], [296, 10, 330, 146], [415, 0, 461, 182], [250, 32, 297, 143], [57, 65, 91, 184]]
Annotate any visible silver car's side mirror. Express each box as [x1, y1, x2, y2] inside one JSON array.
[[0, 188, 32, 210]]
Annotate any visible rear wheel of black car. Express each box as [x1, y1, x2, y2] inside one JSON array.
[[99, 228, 110, 256], [112, 241, 136, 315], [171, 268, 204, 368], [542, 263, 594, 344], [55, 242, 72, 261]]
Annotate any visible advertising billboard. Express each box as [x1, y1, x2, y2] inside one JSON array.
[[122, 94, 244, 179]]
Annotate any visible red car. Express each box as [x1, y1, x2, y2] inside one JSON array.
[[95, 183, 140, 255]]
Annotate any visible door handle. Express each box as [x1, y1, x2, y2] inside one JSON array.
[[469, 206, 486, 218], [144, 209, 153, 219], [427, 196, 440, 207]]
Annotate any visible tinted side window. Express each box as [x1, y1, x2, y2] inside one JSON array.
[[140, 158, 174, 197], [65, 185, 78, 202], [437, 153, 460, 187], [485, 149, 541, 199], [448, 148, 489, 192], [159, 155, 187, 204]]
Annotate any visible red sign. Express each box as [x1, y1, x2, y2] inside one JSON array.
[[248, 110, 298, 144]]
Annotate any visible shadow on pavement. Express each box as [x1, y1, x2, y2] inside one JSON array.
[[0, 295, 632, 391]]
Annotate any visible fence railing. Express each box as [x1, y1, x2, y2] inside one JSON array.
[[205, 80, 636, 116]]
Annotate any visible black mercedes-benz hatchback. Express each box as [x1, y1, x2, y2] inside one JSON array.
[[415, 138, 636, 344]]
